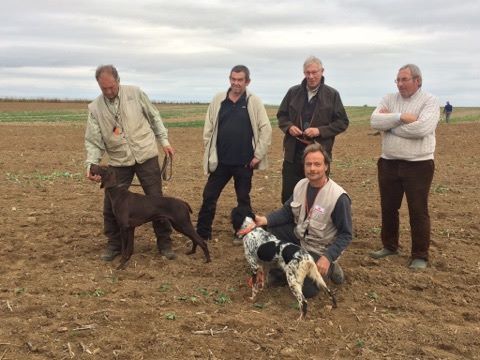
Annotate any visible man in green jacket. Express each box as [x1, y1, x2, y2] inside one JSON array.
[[85, 65, 176, 261], [277, 56, 349, 203], [197, 65, 272, 244]]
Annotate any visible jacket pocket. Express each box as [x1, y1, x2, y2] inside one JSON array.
[[290, 201, 302, 223], [308, 218, 328, 239]]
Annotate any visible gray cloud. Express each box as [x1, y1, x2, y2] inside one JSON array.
[[0, 0, 478, 105]]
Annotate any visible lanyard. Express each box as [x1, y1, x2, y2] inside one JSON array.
[[304, 185, 320, 221], [104, 96, 122, 134]]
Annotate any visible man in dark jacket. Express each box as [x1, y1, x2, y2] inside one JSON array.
[[277, 56, 349, 203]]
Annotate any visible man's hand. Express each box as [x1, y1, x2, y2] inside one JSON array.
[[303, 127, 320, 138], [379, 107, 417, 124], [400, 113, 418, 124], [163, 145, 175, 157], [316, 256, 331, 276], [249, 157, 260, 169], [288, 125, 303, 137], [255, 215, 267, 227], [86, 167, 101, 183]]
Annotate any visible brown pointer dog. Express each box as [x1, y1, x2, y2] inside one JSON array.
[[90, 164, 211, 269]]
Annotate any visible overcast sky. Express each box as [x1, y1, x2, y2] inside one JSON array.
[[1, 0, 478, 106]]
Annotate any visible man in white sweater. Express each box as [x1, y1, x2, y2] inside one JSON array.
[[369, 64, 440, 270]]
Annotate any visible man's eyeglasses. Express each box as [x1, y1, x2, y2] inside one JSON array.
[[304, 70, 320, 76], [395, 77, 415, 84]]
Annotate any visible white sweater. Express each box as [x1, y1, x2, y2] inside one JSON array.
[[370, 89, 440, 161]]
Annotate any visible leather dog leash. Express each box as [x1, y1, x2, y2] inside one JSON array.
[[160, 154, 173, 181]]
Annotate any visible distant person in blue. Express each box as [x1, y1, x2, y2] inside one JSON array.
[[444, 101, 453, 123]]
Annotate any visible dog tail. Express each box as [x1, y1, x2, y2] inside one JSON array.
[[303, 260, 337, 308], [183, 200, 193, 213]]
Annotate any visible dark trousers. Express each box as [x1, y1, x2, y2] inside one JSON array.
[[281, 160, 304, 204], [103, 156, 172, 250], [268, 223, 336, 298], [377, 158, 434, 260], [196, 164, 253, 240]]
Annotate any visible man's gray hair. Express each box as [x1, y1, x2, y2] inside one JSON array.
[[303, 56, 323, 71], [95, 65, 120, 82], [399, 64, 422, 87]]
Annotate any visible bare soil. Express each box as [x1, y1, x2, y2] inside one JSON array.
[[1, 105, 479, 359]]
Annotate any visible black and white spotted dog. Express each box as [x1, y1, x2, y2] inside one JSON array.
[[231, 206, 337, 320]]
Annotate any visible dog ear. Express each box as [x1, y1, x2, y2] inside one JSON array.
[[99, 167, 117, 189], [280, 244, 301, 264], [257, 242, 277, 262]]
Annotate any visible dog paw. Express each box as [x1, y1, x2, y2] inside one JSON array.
[[296, 314, 306, 321], [116, 261, 128, 270]]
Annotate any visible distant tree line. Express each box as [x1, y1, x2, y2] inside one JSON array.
[[0, 97, 209, 105]]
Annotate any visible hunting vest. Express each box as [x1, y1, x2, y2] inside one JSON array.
[[291, 178, 347, 256]]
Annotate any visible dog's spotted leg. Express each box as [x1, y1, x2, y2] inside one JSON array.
[[250, 273, 259, 300], [285, 267, 307, 320], [310, 269, 337, 308], [304, 259, 337, 308], [250, 268, 266, 300]]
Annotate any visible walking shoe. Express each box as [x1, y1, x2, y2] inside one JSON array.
[[232, 235, 243, 246], [160, 248, 177, 260], [409, 258, 427, 270], [303, 277, 320, 299], [330, 262, 345, 285], [369, 248, 399, 259], [268, 268, 287, 287], [100, 247, 121, 261]]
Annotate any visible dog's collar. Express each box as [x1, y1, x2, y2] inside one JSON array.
[[236, 223, 257, 237]]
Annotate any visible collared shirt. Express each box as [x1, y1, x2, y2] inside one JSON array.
[[307, 86, 319, 101], [104, 96, 120, 117]]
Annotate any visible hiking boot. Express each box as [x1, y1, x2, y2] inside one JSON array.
[[370, 248, 399, 259], [159, 247, 176, 260], [100, 247, 121, 261], [330, 262, 345, 285], [409, 258, 427, 270]]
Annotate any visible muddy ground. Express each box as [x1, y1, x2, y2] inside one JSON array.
[[0, 104, 479, 359]]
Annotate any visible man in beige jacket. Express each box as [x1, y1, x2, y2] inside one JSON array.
[[85, 65, 176, 261], [197, 65, 272, 244]]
